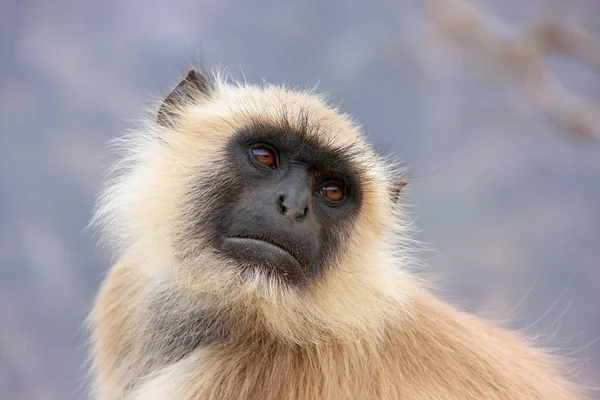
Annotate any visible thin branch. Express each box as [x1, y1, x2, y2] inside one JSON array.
[[422, 0, 600, 140]]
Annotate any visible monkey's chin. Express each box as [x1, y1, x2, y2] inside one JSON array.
[[221, 237, 304, 281]]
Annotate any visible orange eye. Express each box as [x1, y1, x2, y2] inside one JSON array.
[[251, 147, 276, 167], [319, 182, 344, 202]]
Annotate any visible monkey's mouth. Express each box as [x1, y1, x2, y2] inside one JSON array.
[[222, 232, 305, 274]]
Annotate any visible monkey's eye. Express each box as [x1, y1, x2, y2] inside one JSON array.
[[250, 146, 277, 168], [319, 182, 344, 202]]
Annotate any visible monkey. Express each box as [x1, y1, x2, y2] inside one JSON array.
[[88, 67, 587, 400]]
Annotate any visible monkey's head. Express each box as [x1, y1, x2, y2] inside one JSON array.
[[94, 68, 416, 343]]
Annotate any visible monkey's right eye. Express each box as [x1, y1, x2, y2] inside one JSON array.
[[250, 146, 277, 168]]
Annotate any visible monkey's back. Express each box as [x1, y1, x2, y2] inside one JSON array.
[[92, 261, 584, 400]]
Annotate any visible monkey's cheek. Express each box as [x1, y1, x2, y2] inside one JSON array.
[[221, 237, 304, 279]]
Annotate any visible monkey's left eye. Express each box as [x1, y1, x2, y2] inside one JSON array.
[[319, 182, 344, 202], [250, 146, 277, 168]]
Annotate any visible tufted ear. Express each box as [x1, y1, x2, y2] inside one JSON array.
[[157, 69, 215, 127], [390, 180, 408, 204]]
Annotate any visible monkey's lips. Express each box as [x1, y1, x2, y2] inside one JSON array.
[[222, 233, 305, 276]]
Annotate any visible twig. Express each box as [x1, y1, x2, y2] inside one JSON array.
[[422, 0, 600, 140]]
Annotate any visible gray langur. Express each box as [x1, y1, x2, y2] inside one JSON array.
[[88, 68, 586, 399]]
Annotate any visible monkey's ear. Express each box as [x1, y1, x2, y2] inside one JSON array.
[[390, 180, 408, 204], [157, 69, 214, 127]]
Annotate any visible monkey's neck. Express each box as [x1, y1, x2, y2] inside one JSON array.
[[148, 282, 401, 368], [145, 286, 242, 364]]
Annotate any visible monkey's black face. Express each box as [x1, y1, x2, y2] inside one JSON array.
[[192, 122, 364, 286]]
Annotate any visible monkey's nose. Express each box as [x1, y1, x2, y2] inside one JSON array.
[[277, 195, 309, 221]]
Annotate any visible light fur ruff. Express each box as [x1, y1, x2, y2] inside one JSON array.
[[88, 68, 587, 399]]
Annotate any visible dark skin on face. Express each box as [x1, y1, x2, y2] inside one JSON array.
[[213, 124, 364, 286], [162, 71, 404, 286]]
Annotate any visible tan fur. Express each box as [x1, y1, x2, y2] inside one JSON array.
[[88, 70, 586, 399]]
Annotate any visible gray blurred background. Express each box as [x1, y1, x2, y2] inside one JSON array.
[[1, 0, 599, 399]]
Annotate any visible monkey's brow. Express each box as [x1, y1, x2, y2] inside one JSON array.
[[236, 123, 364, 173]]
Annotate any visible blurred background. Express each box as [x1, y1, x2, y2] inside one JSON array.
[[1, 0, 599, 398]]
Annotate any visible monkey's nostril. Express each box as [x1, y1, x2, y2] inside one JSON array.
[[278, 195, 287, 214], [293, 206, 308, 222]]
